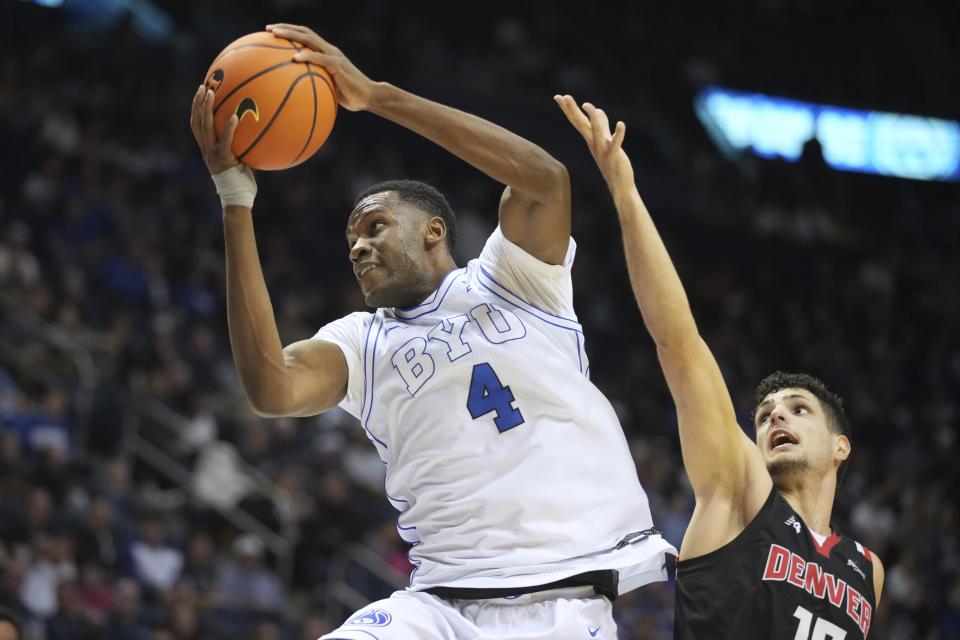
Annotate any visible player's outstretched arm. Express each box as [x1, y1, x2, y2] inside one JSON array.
[[190, 85, 348, 418], [556, 96, 771, 553], [267, 23, 571, 265]]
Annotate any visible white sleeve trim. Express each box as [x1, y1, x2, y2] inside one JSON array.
[[311, 312, 369, 418]]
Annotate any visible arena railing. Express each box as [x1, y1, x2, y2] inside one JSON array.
[[324, 543, 407, 622], [0, 290, 300, 583], [121, 396, 300, 583]]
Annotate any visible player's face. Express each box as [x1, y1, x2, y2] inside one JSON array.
[[754, 388, 847, 483], [346, 192, 432, 309]]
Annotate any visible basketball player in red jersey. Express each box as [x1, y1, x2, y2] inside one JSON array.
[[557, 95, 884, 639]]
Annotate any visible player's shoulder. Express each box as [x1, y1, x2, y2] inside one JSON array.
[[834, 530, 877, 564], [342, 310, 375, 323], [843, 534, 884, 602], [312, 310, 376, 343], [473, 225, 579, 320], [847, 538, 883, 583], [480, 224, 576, 272], [330, 310, 376, 330]]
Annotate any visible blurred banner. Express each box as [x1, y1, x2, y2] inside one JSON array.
[[696, 85, 960, 182], [17, 0, 173, 41]]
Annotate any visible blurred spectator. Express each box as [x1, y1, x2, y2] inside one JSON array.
[[19, 531, 76, 619], [0, 370, 19, 422], [105, 578, 150, 640], [238, 418, 274, 473], [300, 612, 333, 640], [95, 458, 135, 534], [367, 521, 414, 579], [654, 489, 693, 550], [0, 223, 41, 289], [130, 513, 184, 596], [45, 579, 100, 640], [0, 488, 53, 553], [0, 432, 26, 499], [0, 564, 29, 623], [165, 599, 200, 640], [293, 468, 364, 589], [29, 442, 72, 506], [851, 485, 897, 550], [4, 390, 72, 479], [178, 530, 217, 606], [250, 620, 281, 640], [214, 535, 286, 618], [75, 562, 114, 625], [74, 497, 125, 575]]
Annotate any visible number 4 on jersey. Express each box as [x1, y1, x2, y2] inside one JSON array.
[[467, 363, 525, 433]]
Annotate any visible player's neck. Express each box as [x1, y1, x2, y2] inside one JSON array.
[[423, 256, 457, 293], [400, 260, 458, 308], [777, 473, 837, 534]]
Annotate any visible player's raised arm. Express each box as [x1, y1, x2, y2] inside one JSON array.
[[189, 85, 348, 418], [555, 95, 771, 552], [267, 23, 570, 265]]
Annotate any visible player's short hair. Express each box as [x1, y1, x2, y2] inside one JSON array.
[[354, 180, 458, 253], [753, 371, 852, 484], [0, 607, 23, 640]]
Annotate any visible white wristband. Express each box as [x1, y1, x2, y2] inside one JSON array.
[[211, 164, 257, 209]]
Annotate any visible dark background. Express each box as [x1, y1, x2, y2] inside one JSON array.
[[0, 1, 957, 638]]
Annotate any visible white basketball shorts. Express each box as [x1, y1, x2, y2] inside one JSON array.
[[319, 585, 616, 640]]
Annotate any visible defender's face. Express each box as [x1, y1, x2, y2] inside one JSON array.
[[754, 388, 843, 481], [346, 192, 428, 309]]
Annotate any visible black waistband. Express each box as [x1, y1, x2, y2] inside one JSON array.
[[424, 569, 619, 602]]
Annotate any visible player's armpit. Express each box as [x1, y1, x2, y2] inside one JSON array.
[[251, 339, 348, 418], [497, 169, 571, 266]]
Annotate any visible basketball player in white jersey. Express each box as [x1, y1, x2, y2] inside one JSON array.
[[190, 24, 675, 640], [555, 96, 884, 639]]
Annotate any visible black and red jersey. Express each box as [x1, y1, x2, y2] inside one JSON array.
[[675, 488, 876, 639]]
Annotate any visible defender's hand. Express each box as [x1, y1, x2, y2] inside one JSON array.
[[554, 95, 634, 190], [267, 23, 376, 112], [190, 85, 240, 175]]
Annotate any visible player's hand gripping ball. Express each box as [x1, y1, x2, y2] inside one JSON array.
[[203, 31, 337, 171]]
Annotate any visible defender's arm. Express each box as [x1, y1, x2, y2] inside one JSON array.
[[556, 96, 771, 555]]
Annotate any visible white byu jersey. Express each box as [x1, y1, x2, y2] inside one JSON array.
[[314, 226, 676, 594]]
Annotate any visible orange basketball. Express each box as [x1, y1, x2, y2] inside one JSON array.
[[203, 32, 337, 171]]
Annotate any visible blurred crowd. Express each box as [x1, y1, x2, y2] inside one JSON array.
[[1, 1, 958, 639]]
